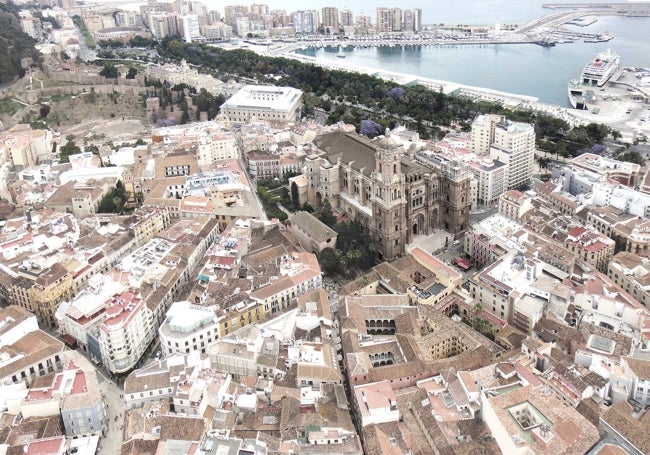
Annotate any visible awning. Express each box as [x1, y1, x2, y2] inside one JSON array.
[[454, 257, 472, 270], [62, 334, 78, 348]]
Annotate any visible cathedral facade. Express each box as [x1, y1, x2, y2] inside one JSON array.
[[304, 131, 471, 260]]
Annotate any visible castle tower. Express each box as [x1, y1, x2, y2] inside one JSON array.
[[371, 132, 408, 260]]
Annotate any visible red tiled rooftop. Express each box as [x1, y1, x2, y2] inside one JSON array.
[[71, 369, 87, 395], [26, 436, 65, 455], [26, 374, 63, 401], [101, 289, 144, 331], [515, 364, 542, 387]]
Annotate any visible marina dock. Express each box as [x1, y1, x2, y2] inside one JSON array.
[[252, 5, 649, 58]]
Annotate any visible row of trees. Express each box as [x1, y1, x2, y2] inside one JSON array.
[[156, 37, 618, 153], [0, 5, 40, 84], [98, 63, 137, 79]]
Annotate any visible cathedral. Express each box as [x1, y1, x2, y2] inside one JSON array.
[[304, 131, 471, 260]]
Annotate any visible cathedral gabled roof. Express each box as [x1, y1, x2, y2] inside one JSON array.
[[312, 132, 378, 177]]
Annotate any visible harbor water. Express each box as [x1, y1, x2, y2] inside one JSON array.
[[291, 3, 649, 107]]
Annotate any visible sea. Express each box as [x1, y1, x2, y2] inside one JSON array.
[[105, 0, 649, 107]]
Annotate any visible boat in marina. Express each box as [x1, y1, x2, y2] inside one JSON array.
[[584, 32, 614, 43], [567, 49, 620, 109]]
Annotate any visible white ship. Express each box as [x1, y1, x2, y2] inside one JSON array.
[[568, 49, 620, 109], [581, 49, 619, 86]]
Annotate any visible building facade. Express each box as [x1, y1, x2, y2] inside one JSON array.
[[220, 85, 303, 124]]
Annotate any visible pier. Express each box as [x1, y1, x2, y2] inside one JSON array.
[[543, 2, 650, 14]]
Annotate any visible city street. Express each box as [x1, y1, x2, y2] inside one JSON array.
[[96, 367, 126, 454]]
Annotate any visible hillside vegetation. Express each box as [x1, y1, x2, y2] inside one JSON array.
[[0, 3, 40, 86]]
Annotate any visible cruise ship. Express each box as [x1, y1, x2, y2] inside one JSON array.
[[567, 49, 620, 109]]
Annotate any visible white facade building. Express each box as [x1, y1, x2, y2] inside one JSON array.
[[220, 85, 303, 124], [197, 133, 239, 166], [469, 158, 507, 206], [489, 120, 535, 190], [353, 380, 399, 427], [181, 14, 201, 42], [98, 289, 155, 374], [159, 300, 219, 356]]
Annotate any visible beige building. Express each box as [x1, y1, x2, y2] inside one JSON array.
[[586, 205, 650, 256], [564, 225, 615, 273], [44, 178, 116, 218], [0, 127, 54, 168], [470, 114, 503, 155], [608, 252, 650, 308], [287, 211, 337, 253], [498, 189, 533, 221], [246, 150, 281, 180], [0, 306, 66, 385]]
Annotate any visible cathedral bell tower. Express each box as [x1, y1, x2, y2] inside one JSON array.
[[370, 131, 407, 260]]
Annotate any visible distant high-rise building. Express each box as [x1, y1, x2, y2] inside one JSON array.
[[191, 1, 207, 16], [250, 3, 269, 15], [115, 10, 139, 27], [148, 12, 179, 39], [58, 0, 76, 9], [207, 10, 221, 24], [291, 10, 318, 35], [19, 13, 42, 39], [340, 8, 353, 27], [181, 13, 201, 42], [472, 115, 536, 190], [376, 7, 402, 33], [403, 8, 421, 32], [270, 9, 290, 27], [321, 6, 339, 29], [224, 4, 249, 26], [355, 15, 371, 28]]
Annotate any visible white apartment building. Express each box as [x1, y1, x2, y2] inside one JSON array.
[[56, 275, 126, 361], [489, 119, 535, 190], [469, 158, 507, 206], [98, 289, 155, 374], [291, 10, 319, 34], [220, 85, 303, 124], [197, 133, 239, 167], [376, 7, 402, 32], [181, 14, 201, 42], [159, 300, 219, 356], [621, 357, 650, 407], [353, 380, 399, 427]]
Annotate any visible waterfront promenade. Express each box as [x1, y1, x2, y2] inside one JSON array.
[[226, 38, 649, 143]]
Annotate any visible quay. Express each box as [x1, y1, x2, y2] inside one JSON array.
[[543, 2, 650, 14]]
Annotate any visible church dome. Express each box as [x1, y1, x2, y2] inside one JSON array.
[[373, 131, 402, 151]]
